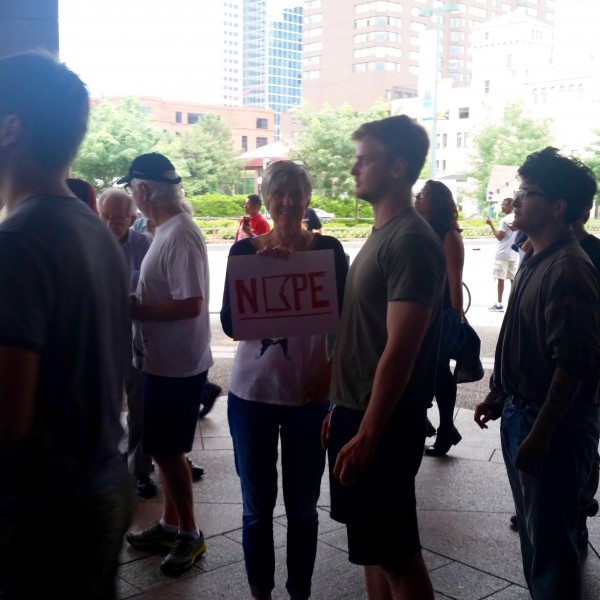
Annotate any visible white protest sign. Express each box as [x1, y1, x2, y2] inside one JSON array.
[[227, 249, 339, 340]]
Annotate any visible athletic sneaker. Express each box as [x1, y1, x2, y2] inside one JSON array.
[[161, 533, 207, 575], [488, 303, 504, 312], [125, 522, 177, 552]]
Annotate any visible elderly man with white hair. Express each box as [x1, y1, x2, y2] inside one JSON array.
[[97, 188, 157, 498], [120, 153, 213, 575]]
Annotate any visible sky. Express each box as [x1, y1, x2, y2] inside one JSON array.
[[58, 0, 600, 103], [58, 0, 225, 102]]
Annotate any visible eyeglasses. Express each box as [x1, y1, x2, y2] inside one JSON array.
[[100, 214, 129, 225], [513, 188, 548, 202], [123, 183, 133, 194]]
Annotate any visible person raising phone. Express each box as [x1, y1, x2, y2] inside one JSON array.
[[235, 193, 270, 241]]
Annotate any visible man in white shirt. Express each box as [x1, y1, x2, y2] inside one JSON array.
[[119, 153, 213, 576], [486, 197, 519, 311]]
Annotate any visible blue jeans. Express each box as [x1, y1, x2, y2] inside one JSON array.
[[501, 399, 600, 600], [228, 393, 328, 600]]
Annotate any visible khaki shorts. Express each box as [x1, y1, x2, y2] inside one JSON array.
[[493, 258, 518, 281]]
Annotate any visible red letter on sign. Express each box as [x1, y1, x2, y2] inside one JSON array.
[[291, 273, 308, 310], [309, 271, 329, 308], [235, 278, 258, 314]]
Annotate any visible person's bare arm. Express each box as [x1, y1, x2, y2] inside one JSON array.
[[444, 230, 464, 316], [131, 297, 203, 321], [0, 346, 40, 443], [485, 217, 506, 241], [333, 301, 433, 485]]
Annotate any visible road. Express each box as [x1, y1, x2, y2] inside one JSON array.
[[205, 237, 507, 411], [206, 238, 502, 315]]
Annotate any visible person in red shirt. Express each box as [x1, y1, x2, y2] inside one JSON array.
[[235, 193, 270, 241]]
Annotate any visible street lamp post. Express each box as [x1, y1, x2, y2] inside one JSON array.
[[419, 3, 460, 179]]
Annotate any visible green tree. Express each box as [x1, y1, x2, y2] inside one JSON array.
[[466, 102, 554, 206], [289, 102, 389, 210], [72, 97, 167, 189], [585, 128, 600, 205], [170, 114, 241, 196]]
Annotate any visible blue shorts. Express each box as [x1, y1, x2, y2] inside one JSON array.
[[328, 404, 426, 566], [142, 371, 207, 456]]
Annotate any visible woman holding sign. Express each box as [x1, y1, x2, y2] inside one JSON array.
[[221, 161, 348, 600]]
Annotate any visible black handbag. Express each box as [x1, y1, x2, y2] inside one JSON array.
[[440, 307, 466, 360], [453, 318, 484, 383]]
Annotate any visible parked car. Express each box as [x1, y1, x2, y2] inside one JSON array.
[[312, 207, 335, 222]]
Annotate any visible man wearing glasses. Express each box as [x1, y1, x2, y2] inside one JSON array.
[[475, 147, 600, 600]]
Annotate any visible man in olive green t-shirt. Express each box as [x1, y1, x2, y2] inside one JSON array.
[[324, 115, 445, 600]]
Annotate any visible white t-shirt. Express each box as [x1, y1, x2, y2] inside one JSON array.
[[496, 212, 519, 261], [230, 335, 328, 405], [133, 212, 213, 377]]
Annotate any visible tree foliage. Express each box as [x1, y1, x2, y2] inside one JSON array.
[[289, 102, 390, 201], [72, 97, 166, 189], [170, 114, 242, 196], [585, 128, 600, 203], [466, 102, 554, 204]]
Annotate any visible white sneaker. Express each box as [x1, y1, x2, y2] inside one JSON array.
[[488, 303, 504, 312]]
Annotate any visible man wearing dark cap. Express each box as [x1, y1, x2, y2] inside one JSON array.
[[0, 52, 132, 598], [120, 153, 213, 575]]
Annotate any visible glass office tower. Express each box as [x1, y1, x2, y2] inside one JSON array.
[[243, 0, 303, 139]]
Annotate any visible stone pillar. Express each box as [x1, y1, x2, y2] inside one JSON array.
[[0, 0, 58, 58]]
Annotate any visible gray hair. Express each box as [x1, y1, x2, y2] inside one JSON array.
[[261, 160, 312, 205], [97, 187, 136, 217], [131, 172, 183, 209]]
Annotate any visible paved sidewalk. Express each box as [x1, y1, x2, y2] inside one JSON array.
[[116, 350, 600, 599]]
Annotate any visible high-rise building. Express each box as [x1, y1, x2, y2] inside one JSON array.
[[243, 0, 303, 138], [301, 0, 555, 112]]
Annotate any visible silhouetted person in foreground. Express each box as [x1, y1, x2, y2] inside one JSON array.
[[0, 52, 132, 599]]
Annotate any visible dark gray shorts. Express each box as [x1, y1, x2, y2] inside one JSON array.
[[142, 371, 207, 456], [328, 404, 426, 566]]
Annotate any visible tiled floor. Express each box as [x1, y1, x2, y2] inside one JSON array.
[[116, 390, 600, 599]]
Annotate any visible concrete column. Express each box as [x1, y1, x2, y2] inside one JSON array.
[[0, 0, 58, 58]]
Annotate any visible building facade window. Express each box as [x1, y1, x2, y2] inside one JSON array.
[[241, 135, 248, 151], [175, 111, 182, 123], [354, 31, 401, 43], [256, 118, 268, 129], [304, 41, 323, 52], [303, 55, 321, 66], [304, 13, 322, 24], [458, 107, 469, 119], [303, 69, 321, 79], [355, 16, 401, 28], [353, 46, 402, 59], [188, 113, 202, 124], [355, 1, 403, 14], [256, 136, 268, 148]]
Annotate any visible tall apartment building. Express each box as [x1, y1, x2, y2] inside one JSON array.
[[301, 0, 555, 112], [243, 0, 303, 138]]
